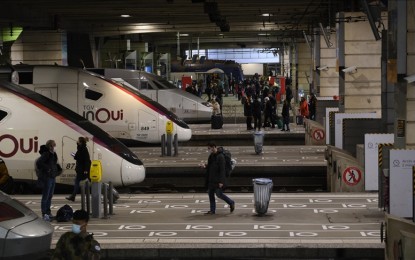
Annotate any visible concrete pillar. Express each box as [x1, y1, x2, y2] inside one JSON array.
[[406, 1, 415, 148], [319, 30, 338, 97], [386, 0, 407, 149], [337, 12, 345, 113]]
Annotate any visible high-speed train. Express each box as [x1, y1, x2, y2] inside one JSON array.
[[88, 68, 213, 123], [0, 80, 145, 188], [3, 65, 191, 144]]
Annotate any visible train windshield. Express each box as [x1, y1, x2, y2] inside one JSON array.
[[0, 81, 143, 165], [140, 72, 176, 90]]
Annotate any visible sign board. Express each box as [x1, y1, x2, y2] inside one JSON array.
[[325, 107, 339, 145], [364, 134, 394, 191], [342, 166, 362, 186], [334, 112, 379, 149], [390, 149, 415, 218], [312, 129, 325, 141]]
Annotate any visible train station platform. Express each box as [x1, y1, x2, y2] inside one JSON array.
[[129, 145, 327, 192], [17, 193, 384, 259]]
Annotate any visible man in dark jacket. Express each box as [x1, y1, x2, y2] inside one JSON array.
[[36, 139, 61, 221], [0, 158, 13, 194], [52, 209, 101, 260], [66, 137, 91, 202], [203, 142, 235, 215]]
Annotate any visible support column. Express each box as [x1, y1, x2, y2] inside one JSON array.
[[337, 12, 345, 113], [388, 0, 407, 148]]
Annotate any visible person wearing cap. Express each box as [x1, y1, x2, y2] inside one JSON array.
[[52, 209, 101, 260]]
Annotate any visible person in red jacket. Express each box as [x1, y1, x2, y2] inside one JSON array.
[[299, 96, 309, 119]]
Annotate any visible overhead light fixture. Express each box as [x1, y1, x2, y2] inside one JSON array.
[[258, 33, 268, 36], [261, 13, 273, 17], [179, 33, 189, 36], [120, 14, 131, 18]]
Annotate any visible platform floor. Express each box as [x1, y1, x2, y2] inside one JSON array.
[[17, 193, 385, 259]]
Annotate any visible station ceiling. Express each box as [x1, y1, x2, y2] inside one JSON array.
[[0, 0, 373, 49]]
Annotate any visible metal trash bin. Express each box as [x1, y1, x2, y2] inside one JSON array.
[[253, 131, 264, 154], [253, 178, 273, 215]]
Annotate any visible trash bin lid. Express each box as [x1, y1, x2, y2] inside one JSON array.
[[252, 178, 273, 185], [253, 131, 264, 136]]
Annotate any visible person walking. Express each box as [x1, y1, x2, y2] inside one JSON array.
[[36, 139, 61, 221], [243, 96, 253, 130], [309, 93, 317, 120], [203, 142, 235, 215], [263, 97, 275, 129], [52, 209, 101, 260], [300, 96, 309, 119], [252, 96, 262, 131], [281, 99, 290, 131], [66, 137, 91, 202]]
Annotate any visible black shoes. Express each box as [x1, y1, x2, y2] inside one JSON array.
[[204, 211, 215, 215], [230, 203, 235, 213], [66, 196, 75, 202]]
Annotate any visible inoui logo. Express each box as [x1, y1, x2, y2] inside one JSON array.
[[0, 134, 39, 157], [83, 108, 124, 123]]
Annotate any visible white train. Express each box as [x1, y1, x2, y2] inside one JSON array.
[[8, 65, 192, 144], [0, 80, 145, 187], [88, 68, 212, 123]]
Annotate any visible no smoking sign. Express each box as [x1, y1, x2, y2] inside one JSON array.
[[342, 166, 362, 186]]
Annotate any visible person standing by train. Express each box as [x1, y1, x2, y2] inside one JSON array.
[[36, 139, 62, 221], [66, 137, 91, 202], [202, 142, 235, 215], [0, 158, 14, 194]]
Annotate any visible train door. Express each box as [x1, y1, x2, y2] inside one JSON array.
[[137, 109, 158, 142], [59, 136, 78, 186]]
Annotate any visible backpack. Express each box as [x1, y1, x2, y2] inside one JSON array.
[[217, 147, 236, 177], [56, 204, 74, 222]]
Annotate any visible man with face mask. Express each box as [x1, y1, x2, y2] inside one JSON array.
[[52, 209, 101, 260], [202, 142, 235, 215], [36, 139, 62, 221]]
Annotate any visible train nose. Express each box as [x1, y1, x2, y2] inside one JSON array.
[[176, 127, 192, 141], [121, 159, 145, 186]]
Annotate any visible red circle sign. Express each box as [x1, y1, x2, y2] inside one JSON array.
[[342, 167, 362, 186], [312, 129, 325, 141]]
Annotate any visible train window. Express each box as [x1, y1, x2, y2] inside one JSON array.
[[0, 202, 25, 222], [85, 89, 103, 101], [0, 110, 7, 121]]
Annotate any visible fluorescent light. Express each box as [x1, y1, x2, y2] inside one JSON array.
[[179, 33, 189, 36], [261, 13, 273, 17], [120, 14, 131, 18]]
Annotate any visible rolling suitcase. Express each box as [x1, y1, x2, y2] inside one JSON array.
[[211, 114, 223, 129]]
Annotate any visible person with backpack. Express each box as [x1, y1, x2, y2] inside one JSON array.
[[36, 139, 62, 221], [52, 209, 101, 260], [202, 142, 235, 215], [66, 137, 92, 202]]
